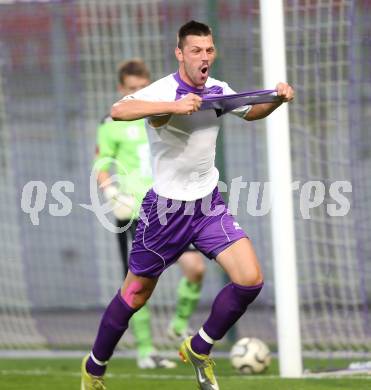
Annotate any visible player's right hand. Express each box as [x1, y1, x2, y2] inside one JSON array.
[[173, 93, 202, 115]]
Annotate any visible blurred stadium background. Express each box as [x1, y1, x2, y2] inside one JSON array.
[[0, 0, 370, 366]]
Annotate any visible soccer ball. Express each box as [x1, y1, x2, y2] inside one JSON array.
[[230, 337, 271, 374]]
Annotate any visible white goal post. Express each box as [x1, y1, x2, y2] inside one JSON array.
[[260, 0, 303, 378]]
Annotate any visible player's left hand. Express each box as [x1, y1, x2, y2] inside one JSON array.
[[112, 193, 136, 220], [276, 82, 294, 102]]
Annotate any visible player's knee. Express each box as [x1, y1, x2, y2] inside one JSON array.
[[249, 266, 264, 286], [190, 258, 206, 283], [181, 252, 205, 283], [128, 290, 149, 309], [238, 266, 264, 287], [187, 255, 206, 283], [121, 281, 150, 310], [130, 294, 149, 310]]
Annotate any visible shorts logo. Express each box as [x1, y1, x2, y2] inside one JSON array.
[[233, 222, 242, 230]]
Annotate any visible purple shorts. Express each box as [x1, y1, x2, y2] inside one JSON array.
[[129, 187, 247, 278]]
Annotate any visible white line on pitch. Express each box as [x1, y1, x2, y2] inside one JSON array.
[[1, 370, 371, 380]]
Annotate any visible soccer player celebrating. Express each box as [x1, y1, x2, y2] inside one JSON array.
[[94, 59, 206, 369], [82, 21, 294, 390]]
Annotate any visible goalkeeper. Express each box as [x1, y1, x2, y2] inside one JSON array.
[[94, 59, 205, 369]]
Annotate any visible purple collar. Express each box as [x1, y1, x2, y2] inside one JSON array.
[[173, 71, 223, 100]]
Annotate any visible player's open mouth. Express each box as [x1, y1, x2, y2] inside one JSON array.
[[201, 66, 208, 74]]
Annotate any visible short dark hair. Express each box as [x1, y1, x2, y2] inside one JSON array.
[[117, 59, 150, 85], [177, 20, 212, 49]]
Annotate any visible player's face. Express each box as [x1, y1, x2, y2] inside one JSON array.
[[176, 34, 216, 88], [118, 75, 150, 96]]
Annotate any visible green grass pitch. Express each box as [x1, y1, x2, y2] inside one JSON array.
[[1, 357, 370, 389]]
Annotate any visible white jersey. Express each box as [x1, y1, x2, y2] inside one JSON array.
[[124, 72, 251, 201]]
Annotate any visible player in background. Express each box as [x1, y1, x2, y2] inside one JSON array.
[[93, 59, 205, 370], [82, 21, 294, 390]]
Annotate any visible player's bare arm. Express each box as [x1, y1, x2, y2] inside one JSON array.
[[110, 93, 202, 121], [244, 82, 294, 121]]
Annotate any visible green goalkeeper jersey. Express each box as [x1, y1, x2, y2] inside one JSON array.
[[94, 116, 153, 205]]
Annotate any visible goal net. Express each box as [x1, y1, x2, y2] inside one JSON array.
[[0, 0, 370, 361]]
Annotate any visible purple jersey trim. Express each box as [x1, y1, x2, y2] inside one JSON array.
[[172, 71, 281, 116], [202, 89, 277, 101], [173, 71, 223, 100], [201, 89, 282, 117]]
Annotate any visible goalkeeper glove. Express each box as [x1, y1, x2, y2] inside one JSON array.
[[103, 185, 136, 220]]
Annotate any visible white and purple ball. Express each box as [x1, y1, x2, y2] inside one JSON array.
[[230, 337, 271, 374]]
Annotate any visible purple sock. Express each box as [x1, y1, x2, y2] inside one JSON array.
[[86, 290, 136, 376], [191, 332, 213, 355], [191, 282, 263, 355]]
